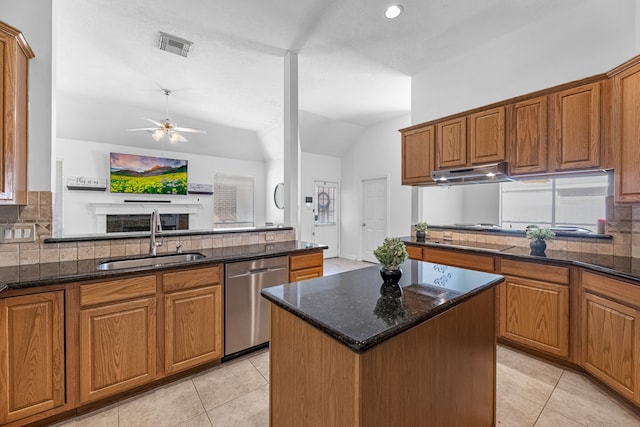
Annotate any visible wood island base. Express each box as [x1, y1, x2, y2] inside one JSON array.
[[269, 287, 496, 427]]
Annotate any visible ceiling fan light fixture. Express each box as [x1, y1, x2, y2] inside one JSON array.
[[385, 4, 404, 19], [152, 128, 165, 141], [169, 132, 181, 144]]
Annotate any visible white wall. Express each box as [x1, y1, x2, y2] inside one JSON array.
[[299, 152, 341, 243], [2, 0, 55, 190], [412, 0, 638, 225], [340, 114, 412, 260], [264, 158, 285, 226], [57, 138, 266, 235]]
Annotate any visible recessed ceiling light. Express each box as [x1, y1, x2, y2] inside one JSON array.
[[385, 4, 404, 19]]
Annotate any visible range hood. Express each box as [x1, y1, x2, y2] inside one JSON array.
[[431, 162, 514, 185]]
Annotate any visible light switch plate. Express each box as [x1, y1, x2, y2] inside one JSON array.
[[0, 224, 36, 243]]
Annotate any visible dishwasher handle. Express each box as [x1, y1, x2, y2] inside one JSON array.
[[227, 266, 288, 279]]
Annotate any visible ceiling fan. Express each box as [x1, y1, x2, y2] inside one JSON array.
[[128, 89, 207, 144]]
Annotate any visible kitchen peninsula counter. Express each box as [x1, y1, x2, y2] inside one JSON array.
[[261, 260, 504, 426], [0, 240, 325, 291]]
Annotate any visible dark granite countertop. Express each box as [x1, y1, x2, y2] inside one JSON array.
[[426, 225, 612, 240], [261, 259, 503, 353], [402, 237, 640, 283], [0, 241, 326, 291]]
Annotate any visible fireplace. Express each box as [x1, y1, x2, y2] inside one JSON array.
[[106, 214, 189, 233]]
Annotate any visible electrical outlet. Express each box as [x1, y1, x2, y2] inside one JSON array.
[[0, 224, 36, 243], [265, 232, 275, 241]]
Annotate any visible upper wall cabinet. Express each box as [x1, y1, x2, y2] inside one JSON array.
[[548, 82, 601, 171], [436, 116, 467, 169], [469, 107, 506, 165], [610, 58, 640, 203], [507, 96, 548, 175], [0, 22, 34, 205], [402, 125, 435, 185]]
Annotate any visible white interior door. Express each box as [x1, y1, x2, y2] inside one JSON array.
[[362, 177, 388, 263], [313, 180, 339, 258]]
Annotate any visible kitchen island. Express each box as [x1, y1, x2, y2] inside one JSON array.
[[261, 259, 504, 427]]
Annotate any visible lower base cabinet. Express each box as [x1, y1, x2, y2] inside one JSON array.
[[289, 251, 324, 282], [164, 285, 223, 374], [581, 271, 640, 404], [0, 291, 65, 424], [79, 297, 157, 404]]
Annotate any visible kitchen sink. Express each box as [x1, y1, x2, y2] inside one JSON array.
[[97, 252, 206, 271]]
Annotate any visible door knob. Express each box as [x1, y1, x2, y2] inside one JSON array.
[[362, 223, 366, 227]]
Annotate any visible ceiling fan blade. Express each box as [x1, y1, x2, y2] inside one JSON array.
[[174, 126, 207, 134], [143, 118, 164, 127], [127, 127, 158, 132]]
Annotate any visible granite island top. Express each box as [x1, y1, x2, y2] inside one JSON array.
[[0, 240, 326, 291], [261, 259, 503, 353], [402, 237, 640, 283]]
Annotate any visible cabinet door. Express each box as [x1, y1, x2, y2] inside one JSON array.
[[79, 298, 156, 403], [499, 277, 569, 358], [401, 126, 434, 184], [436, 117, 467, 169], [613, 63, 640, 202], [165, 285, 223, 374], [549, 82, 601, 171], [0, 292, 65, 424], [507, 96, 548, 174], [581, 292, 639, 403], [0, 23, 33, 205], [406, 245, 423, 260], [469, 107, 505, 165]]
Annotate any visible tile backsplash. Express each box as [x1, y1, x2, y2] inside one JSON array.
[[0, 191, 295, 267]]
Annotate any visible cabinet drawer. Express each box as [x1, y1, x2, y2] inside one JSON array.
[[582, 271, 640, 308], [290, 251, 323, 271], [423, 249, 495, 272], [501, 259, 569, 285], [406, 245, 423, 260], [163, 265, 221, 293], [81, 275, 157, 307], [290, 266, 323, 283]]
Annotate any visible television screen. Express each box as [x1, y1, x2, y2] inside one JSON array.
[[109, 153, 188, 195]]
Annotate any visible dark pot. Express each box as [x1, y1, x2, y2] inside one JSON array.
[[379, 268, 403, 297], [416, 230, 426, 241], [529, 239, 547, 256]]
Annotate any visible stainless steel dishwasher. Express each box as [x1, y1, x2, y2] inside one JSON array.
[[224, 256, 289, 357]]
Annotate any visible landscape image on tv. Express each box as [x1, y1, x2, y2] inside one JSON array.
[[109, 153, 188, 195]]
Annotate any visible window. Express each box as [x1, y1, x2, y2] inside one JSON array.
[[315, 181, 338, 226], [213, 173, 255, 228], [500, 173, 610, 231]]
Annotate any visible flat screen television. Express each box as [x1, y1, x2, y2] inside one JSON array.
[[109, 152, 188, 195]]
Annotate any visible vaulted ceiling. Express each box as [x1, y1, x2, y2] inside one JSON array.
[[55, 0, 581, 161]]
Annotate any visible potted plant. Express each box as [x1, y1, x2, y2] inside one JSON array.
[[525, 226, 555, 255], [374, 237, 409, 288], [415, 222, 428, 241]]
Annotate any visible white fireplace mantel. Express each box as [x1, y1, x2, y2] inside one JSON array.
[[90, 202, 202, 216]]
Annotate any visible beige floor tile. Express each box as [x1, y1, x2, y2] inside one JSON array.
[[118, 378, 205, 427], [496, 390, 544, 427], [50, 403, 118, 427], [175, 413, 213, 427], [498, 346, 564, 383], [323, 257, 373, 275], [249, 349, 270, 381], [207, 384, 269, 427], [544, 371, 640, 426], [534, 407, 586, 427], [193, 359, 268, 411]]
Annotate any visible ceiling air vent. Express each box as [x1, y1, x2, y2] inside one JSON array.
[[158, 32, 192, 57]]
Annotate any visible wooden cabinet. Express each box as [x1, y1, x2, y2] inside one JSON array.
[[0, 291, 65, 424], [0, 22, 34, 205], [507, 96, 548, 174], [610, 59, 640, 202], [406, 245, 422, 260], [79, 276, 157, 404], [436, 116, 467, 169], [469, 107, 505, 165], [163, 266, 223, 374], [422, 247, 495, 272], [549, 82, 601, 171], [289, 250, 324, 282], [580, 271, 640, 404], [499, 260, 570, 358], [401, 125, 434, 184]]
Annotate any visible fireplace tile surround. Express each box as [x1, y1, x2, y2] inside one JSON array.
[[1, 191, 639, 267]]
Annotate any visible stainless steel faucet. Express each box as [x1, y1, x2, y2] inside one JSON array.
[[149, 209, 163, 256]]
